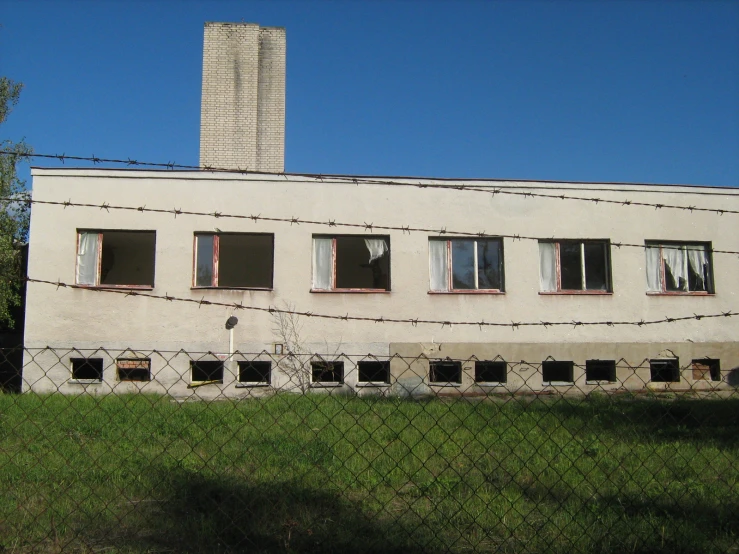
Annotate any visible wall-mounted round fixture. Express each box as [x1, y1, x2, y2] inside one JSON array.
[[225, 316, 239, 330]]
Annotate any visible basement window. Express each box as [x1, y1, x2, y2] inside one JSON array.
[[475, 361, 507, 384], [645, 242, 713, 294], [585, 360, 616, 383], [76, 230, 156, 287], [116, 358, 151, 381], [539, 240, 611, 293], [312, 236, 390, 291], [429, 238, 504, 292], [357, 361, 390, 384], [430, 361, 462, 385], [190, 360, 224, 384], [691, 359, 720, 382], [237, 361, 271, 385], [311, 361, 344, 385], [194, 233, 274, 288], [71, 358, 104, 382], [542, 360, 574, 385], [650, 359, 680, 383]]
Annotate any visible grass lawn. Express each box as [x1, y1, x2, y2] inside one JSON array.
[[0, 392, 737, 553]]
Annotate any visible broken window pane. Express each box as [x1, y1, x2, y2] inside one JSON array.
[[451, 240, 475, 289], [195, 235, 214, 287], [334, 236, 389, 290], [218, 234, 273, 288], [117, 358, 151, 381], [559, 243, 582, 290], [584, 242, 608, 290], [645, 242, 713, 293]]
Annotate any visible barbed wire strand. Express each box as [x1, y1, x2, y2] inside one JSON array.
[[9, 196, 739, 257], [26, 277, 739, 330], [4, 150, 739, 216]]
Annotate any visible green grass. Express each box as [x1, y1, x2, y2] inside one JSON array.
[[0, 392, 738, 553]]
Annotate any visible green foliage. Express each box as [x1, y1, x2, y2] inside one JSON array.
[[0, 76, 32, 329]]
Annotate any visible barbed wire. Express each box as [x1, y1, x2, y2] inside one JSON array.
[[9, 196, 739, 257], [4, 150, 739, 216], [25, 277, 739, 330]]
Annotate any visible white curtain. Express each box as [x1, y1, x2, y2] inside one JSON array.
[[429, 240, 448, 291], [538, 242, 557, 292], [364, 239, 388, 263], [687, 245, 708, 290], [312, 238, 333, 290], [76, 232, 99, 285], [645, 246, 662, 292], [662, 244, 686, 290]]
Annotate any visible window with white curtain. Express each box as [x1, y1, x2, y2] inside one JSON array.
[[76, 230, 156, 287], [312, 236, 390, 291], [538, 240, 611, 293], [429, 238, 504, 292], [645, 242, 712, 294], [194, 233, 274, 288]]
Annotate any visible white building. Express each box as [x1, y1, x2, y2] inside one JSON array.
[[20, 22, 739, 396]]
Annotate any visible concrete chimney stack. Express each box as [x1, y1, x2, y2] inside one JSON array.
[[199, 22, 286, 173]]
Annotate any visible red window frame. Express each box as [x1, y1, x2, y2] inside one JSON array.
[[539, 240, 612, 295], [429, 238, 505, 294], [645, 242, 713, 296], [192, 233, 274, 290], [311, 235, 391, 293], [75, 230, 155, 290]]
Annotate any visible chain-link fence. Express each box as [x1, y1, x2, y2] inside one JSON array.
[[1, 346, 738, 553]]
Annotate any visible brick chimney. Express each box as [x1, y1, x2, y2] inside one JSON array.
[[199, 22, 286, 173]]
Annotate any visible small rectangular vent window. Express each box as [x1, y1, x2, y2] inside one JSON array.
[[585, 360, 616, 383], [650, 359, 680, 383], [71, 358, 104, 381], [430, 361, 462, 385], [311, 361, 344, 384], [117, 358, 151, 381], [475, 361, 507, 384], [357, 361, 390, 384], [542, 361, 574, 384], [691, 359, 720, 382], [191, 360, 224, 383], [238, 361, 271, 384]]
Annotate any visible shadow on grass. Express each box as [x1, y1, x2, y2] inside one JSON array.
[[83, 469, 439, 554]]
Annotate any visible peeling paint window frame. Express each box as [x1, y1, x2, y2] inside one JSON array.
[[75, 229, 156, 289], [311, 235, 391, 293], [539, 239, 612, 295], [428, 237, 505, 294], [645, 241, 713, 295], [192, 232, 274, 290]]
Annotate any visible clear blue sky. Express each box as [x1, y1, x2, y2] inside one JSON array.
[[2, 0, 738, 187]]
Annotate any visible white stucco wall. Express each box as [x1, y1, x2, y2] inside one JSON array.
[[22, 168, 739, 393]]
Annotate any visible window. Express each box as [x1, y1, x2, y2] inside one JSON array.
[[429, 238, 503, 292], [194, 233, 273, 288], [650, 359, 680, 383], [585, 360, 616, 383], [190, 360, 224, 383], [76, 231, 155, 287], [116, 358, 151, 381], [429, 361, 462, 385], [539, 240, 611, 293], [312, 236, 390, 291], [238, 361, 271, 385], [357, 361, 390, 384], [71, 358, 103, 381], [311, 361, 344, 384], [645, 242, 713, 294], [542, 360, 574, 385], [475, 361, 507, 384], [691, 359, 720, 382]]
